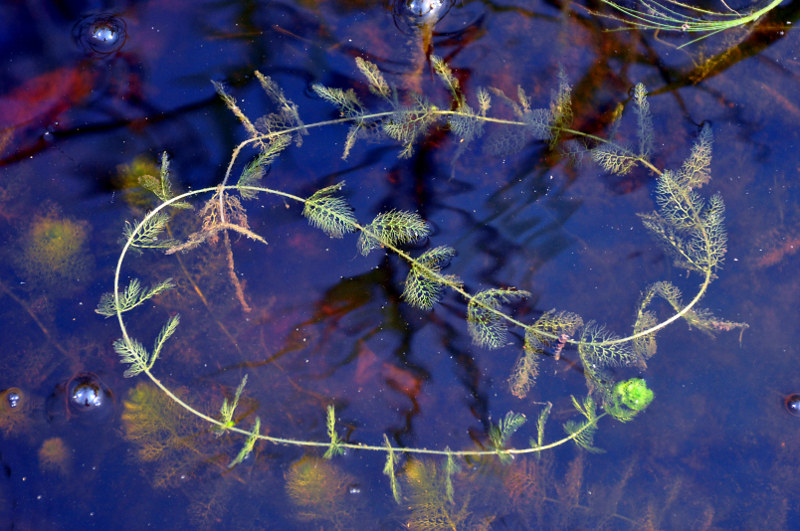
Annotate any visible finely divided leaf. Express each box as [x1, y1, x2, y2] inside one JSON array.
[[96, 278, 175, 317], [237, 135, 291, 199], [113, 337, 152, 378], [323, 405, 345, 459], [489, 411, 526, 463], [138, 153, 192, 209], [678, 123, 713, 188], [302, 182, 357, 238], [591, 144, 638, 175], [634, 83, 653, 159], [383, 95, 440, 158], [228, 417, 260, 468], [578, 321, 638, 370], [355, 57, 391, 100], [402, 246, 460, 310], [358, 210, 430, 255], [467, 289, 530, 349], [255, 71, 307, 145]]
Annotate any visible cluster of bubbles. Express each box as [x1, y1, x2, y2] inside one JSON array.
[[72, 14, 127, 55]]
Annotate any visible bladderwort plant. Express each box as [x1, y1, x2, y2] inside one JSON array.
[[97, 56, 746, 502]]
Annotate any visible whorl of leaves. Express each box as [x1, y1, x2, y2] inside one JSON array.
[[96, 278, 175, 317], [254, 71, 307, 146], [358, 210, 430, 255], [237, 134, 292, 199], [402, 246, 460, 310], [564, 396, 604, 454], [113, 315, 180, 378], [302, 182, 357, 238], [509, 310, 583, 398], [489, 411, 527, 463], [383, 95, 441, 158], [578, 321, 638, 373], [138, 152, 192, 209], [467, 289, 530, 349]]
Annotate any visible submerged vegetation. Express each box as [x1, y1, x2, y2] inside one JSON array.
[[593, 0, 784, 47], [98, 55, 746, 514]]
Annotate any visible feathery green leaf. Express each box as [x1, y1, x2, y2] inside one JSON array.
[[383, 434, 402, 504], [123, 211, 179, 249], [634, 83, 653, 159], [578, 321, 638, 373], [467, 288, 530, 349], [358, 210, 430, 255], [678, 123, 713, 188], [237, 135, 291, 199], [490, 411, 527, 463], [229, 417, 260, 468], [323, 405, 345, 459], [355, 57, 391, 101], [216, 375, 248, 435], [96, 278, 175, 317], [444, 448, 460, 504], [591, 144, 638, 175], [255, 71, 307, 146], [383, 95, 440, 158], [153, 315, 180, 359], [402, 246, 460, 310], [564, 396, 604, 453], [113, 337, 152, 378], [302, 182, 357, 238], [138, 153, 192, 209]]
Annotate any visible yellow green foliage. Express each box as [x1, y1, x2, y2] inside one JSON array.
[[113, 155, 161, 211], [285, 455, 364, 529], [17, 212, 93, 291], [38, 437, 70, 475], [404, 459, 471, 531], [122, 382, 210, 488]]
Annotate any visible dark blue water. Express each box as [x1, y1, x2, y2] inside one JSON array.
[[1, 0, 799, 528]]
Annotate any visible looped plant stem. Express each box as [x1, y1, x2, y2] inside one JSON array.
[[211, 107, 702, 351], [111, 174, 696, 458], [109, 66, 737, 465]]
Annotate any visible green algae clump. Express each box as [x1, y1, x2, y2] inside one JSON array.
[[614, 378, 654, 411], [18, 212, 93, 291]]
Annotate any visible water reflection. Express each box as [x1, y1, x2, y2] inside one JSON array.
[[392, 0, 455, 28], [73, 14, 128, 56], [46, 373, 114, 424], [1, 0, 800, 527]]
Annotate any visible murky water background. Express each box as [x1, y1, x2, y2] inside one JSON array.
[[1, 0, 799, 528]]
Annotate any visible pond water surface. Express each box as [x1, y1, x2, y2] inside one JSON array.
[[1, 0, 799, 528]]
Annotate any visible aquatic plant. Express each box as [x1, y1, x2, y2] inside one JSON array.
[[38, 437, 70, 475], [285, 455, 367, 529], [591, 0, 783, 47], [99, 56, 746, 501], [121, 382, 225, 488], [16, 210, 93, 292]]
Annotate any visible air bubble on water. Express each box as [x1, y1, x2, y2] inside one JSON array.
[[73, 14, 127, 55]]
